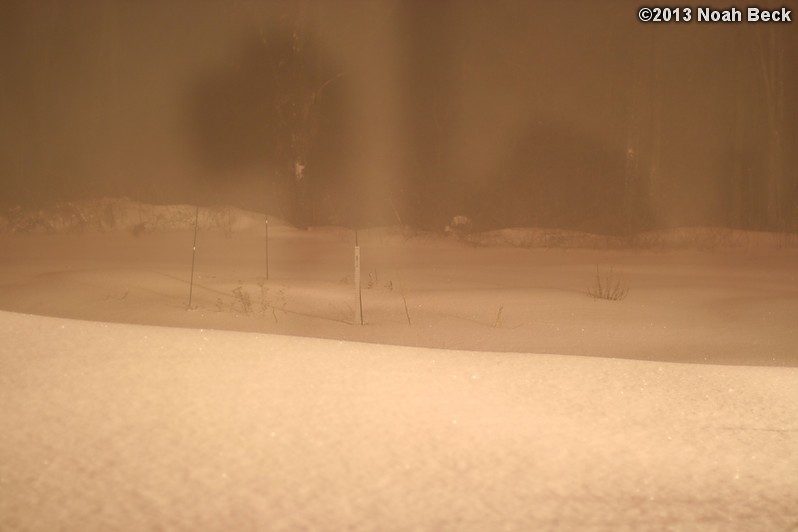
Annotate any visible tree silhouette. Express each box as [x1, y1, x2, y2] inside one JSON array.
[[754, 25, 788, 230], [187, 3, 344, 228]]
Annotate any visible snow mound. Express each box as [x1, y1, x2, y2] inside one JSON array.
[[2, 198, 796, 250], [467, 227, 625, 249], [466, 226, 797, 250], [1, 309, 797, 531], [632, 226, 795, 250], [0, 198, 275, 235]]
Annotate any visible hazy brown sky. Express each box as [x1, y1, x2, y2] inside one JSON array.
[[1, 0, 795, 231]]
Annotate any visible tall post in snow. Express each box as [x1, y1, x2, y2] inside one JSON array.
[[188, 205, 200, 308], [354, 230, 363, 325], [265, 215, 270, 281]]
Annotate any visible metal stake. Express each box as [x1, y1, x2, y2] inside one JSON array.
[[188, 205, 199, 308], [355, 230, 363, 325]]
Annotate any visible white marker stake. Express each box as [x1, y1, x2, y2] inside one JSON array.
[[355, 232, 363, 325], [265, 216, 269, 281], [188, 205, 199, 308]]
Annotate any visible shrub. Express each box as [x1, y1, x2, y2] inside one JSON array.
[[588, 265, 628, 301], [232, 285, 253, 314]]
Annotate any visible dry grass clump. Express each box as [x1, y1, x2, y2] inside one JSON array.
[[588, 265, 628, 301]]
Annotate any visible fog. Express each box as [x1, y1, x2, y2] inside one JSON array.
[[1, 0, 796, 232], [2, 3, 798, 528]]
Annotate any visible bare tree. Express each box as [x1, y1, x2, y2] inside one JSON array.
[[753, 25, 786, 230], [623, 24, 652, 236], [188, 2, 344, 228], [260, 1, 343, 227]]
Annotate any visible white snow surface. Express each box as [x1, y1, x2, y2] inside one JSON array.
[[1, 310, 797, 531], [1, 199, 797, 530]]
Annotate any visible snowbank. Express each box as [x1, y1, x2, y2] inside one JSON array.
[[1, 310, 796, 531], [467, 226, 797, 250], [3, 198, 796, 250], [0, 198, 270, 235]]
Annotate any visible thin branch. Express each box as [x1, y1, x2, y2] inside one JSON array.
[[754, 28, 773, 107], [315, 72, 344, 101]]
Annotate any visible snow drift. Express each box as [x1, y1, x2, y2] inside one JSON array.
[[1, 310, 797, 531]]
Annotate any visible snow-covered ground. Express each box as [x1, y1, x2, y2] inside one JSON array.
[[1, 311, 797, 531], [0, 200, 795, 366], [1, 199, 797, 530]]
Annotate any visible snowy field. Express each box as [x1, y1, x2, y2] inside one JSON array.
[[1, 200, 797, 530], [2, 312, 797, 531]]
